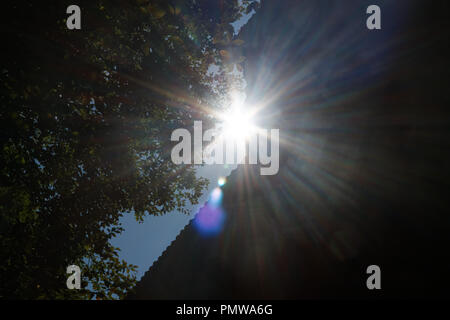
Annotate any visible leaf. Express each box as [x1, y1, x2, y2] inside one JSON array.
[[168, 5, 180, 15], [219, 50, 230, 59], [148, 4, 166, 19], [144, 44, 150, 56], [171, 35, 183, 44]]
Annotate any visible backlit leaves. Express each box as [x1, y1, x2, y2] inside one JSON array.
[[0, 0, 247, 300]]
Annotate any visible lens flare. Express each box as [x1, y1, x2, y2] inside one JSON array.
[[193, 204, 225, 236], [193, 187, 225, 236], [218, 177, 226, 187], [209, 187, 223, 207], [222, 107, 255, 142]]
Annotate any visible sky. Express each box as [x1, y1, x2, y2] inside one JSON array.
[[111, 10, 256, 280], [111, 164, 235, 279]]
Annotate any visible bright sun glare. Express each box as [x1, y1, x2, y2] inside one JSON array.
[[222, 108, 255, 141], [220, 92, 256, 143]]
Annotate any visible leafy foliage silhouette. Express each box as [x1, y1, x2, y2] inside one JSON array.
[[0, 0, 257, 299]]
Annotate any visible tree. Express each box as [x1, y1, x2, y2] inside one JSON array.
[[0, 0, 256, 299]]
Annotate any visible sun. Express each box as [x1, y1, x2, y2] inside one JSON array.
[[216, 89, 257, 145], [221, 107, 255, 142]]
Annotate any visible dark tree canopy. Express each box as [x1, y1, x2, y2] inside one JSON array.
[[0, 0, 256, 299]]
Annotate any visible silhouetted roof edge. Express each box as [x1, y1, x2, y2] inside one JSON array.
[[132, 164, 243, 294]]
